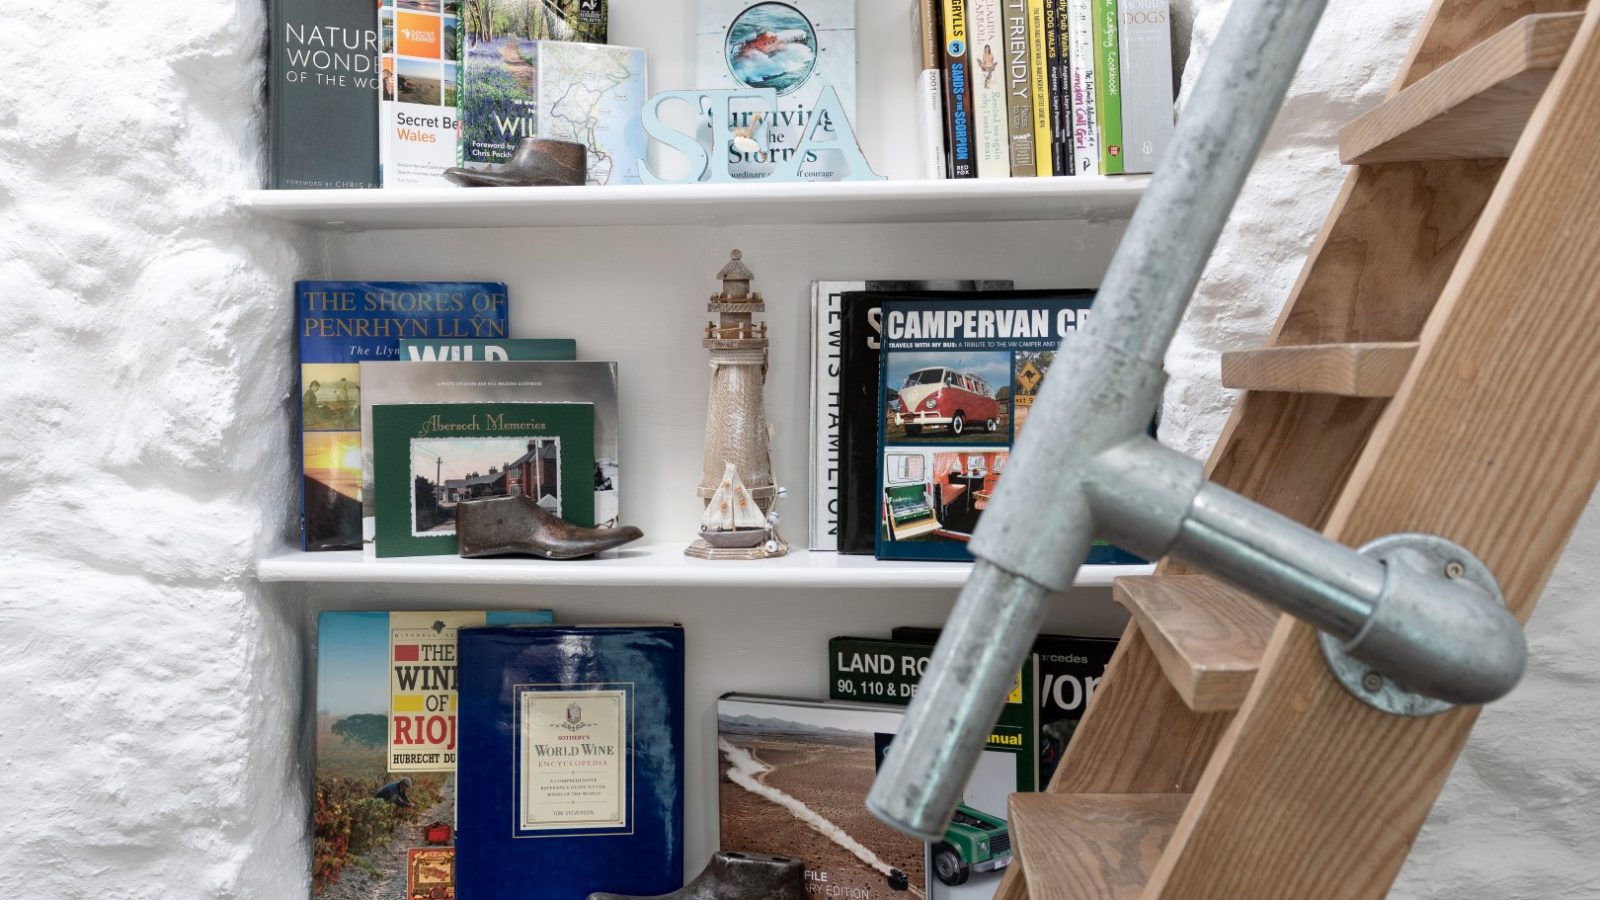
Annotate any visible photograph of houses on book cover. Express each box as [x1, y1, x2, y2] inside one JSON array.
[[874, 293, 1142, 565]]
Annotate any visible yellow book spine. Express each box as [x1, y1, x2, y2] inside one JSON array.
[[1026, 0, 1054, 177]]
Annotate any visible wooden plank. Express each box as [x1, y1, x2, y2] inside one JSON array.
[[1341, 13, 1582, 163], [1116, 576, 1279, 713], [1395, 0, 1587, 88], [1219, 342, 1419, 397], [1146, 5, 1600, 898], [1010, 793, 1189, 900]]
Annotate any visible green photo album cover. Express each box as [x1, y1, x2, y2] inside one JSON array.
[[372, 402, 594, 558]]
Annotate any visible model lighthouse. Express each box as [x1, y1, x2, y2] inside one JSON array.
[[687, 250, 788, 559]]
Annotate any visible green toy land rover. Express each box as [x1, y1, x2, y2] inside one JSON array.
[[931, 803, 1012, 886]]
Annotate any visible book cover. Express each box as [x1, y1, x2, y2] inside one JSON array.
[[820, 280, 1014, 555], [891, 627, 1116, 788], [941, 0, 976, 178], [359, 361, 621, 531], [697, 0, 859, 180], [297, 281, 509, 551], [967, 0, 1010, 178], [718, 694, 1019, 897], [380, 0, 459, 187], [1117, 0, 1174, 173], [371, 402, 595, 557], [1066, 0, 1098, 174], [1091, 0, 1123, 173], [872, 291, 1144, 564], [398, 338, 578, 361], [1000, 0, 1035, 176], [269, 0, 380, 189], [1026, 0, 1053, 177], [912, 0, 948, 179], [456, 625, 685, 900], [828, 636, 1038, 791], [312, 608, 554, 898]]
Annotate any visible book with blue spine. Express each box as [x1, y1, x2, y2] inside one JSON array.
[[296, 281, 509, 551], [455, 624, 686, 900]]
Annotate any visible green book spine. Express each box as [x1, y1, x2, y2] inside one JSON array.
[[397, 339, 578, 361], [1092, 0, 1123, 173]]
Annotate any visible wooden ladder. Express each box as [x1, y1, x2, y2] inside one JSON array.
[[998, 1, 1600, 897]]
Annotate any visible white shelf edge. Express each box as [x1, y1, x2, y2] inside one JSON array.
[[256, 544, 1150, 590], [238, 177, 1150, 231]]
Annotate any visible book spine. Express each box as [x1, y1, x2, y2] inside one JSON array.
[[1118, 0, 1174, 173], [809, 287, 842, 550], [1092, 0, 1123, 173], [912, 0, 948, 179], [1043, 0, 1063, 176], [1001, 0, 1035, 176], [1068, 0, 1099, 174], [1051, 0, 1074, 176], [1026, 0, 1053, 177], [942, 0, 976, 178], [967, 0, 1010, 178]]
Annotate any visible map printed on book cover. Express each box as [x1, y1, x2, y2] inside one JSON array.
[[371, 402, 594, 557], [696, 0, 857, 180], [718, 694, 1021, 899], [313, 609, 553, 900], [872, 291, 1144, 564], [455, 625, 685, 900], [820, 282, 1013, 554], [359, 361, 621, 533], [270, 0, 380, 188], [296, 281, 508, 551], [379, 0, 460, 187]]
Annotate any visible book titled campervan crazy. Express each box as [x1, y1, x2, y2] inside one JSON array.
[[296, 281, 508, 551], [456, 624, 685, 900], [872, 290, 1143, 564]]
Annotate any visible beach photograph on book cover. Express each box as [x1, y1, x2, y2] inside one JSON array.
[[358, 360, 620, 531]]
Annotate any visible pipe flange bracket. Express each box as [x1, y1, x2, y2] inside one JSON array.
[[1318, 533, 1506, 718]]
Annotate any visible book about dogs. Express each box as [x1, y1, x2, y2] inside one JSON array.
[[370, 401, 594, 557], [296, 281, 509, 551], [312, 609, 553, 898], [269, 0, 380, 188], [455, 624, 685, 900], [1117, 0, 1174, 173]]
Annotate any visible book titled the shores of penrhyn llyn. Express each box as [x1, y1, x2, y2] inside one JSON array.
[[269, 0, 380, 188], [296, 281, 508, 551]]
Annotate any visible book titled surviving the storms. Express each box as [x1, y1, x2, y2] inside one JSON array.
[[456, 624, 686, 900], [296, 281, 508, 551]]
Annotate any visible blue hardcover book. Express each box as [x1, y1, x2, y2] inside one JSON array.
[[456, 625, 686, 900], [296, 281, 509, 550], [872, 290, 1145, 565]]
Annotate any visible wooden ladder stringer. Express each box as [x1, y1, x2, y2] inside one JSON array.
[[999, 0, 1600, 897]]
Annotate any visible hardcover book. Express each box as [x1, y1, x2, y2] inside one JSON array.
[[313, 609, 553, 899], [912, 0, 948, 179], [398, 338, 578, 361], [269, 0, 380, 188], [1091, 0, 1123, 173], [296, 281, 509, 551], [871, 290, 1143, 564], [828, 636, 1039, 790], [1001, 0, 1035, 175], [810, 280, 1013, 554], [1117, 0, 1174, 173], [456, 625, 685, 900], [359, 360, 621, 531], [379, 0, 459, 187], [718, 694, 1020, 898], [371, 402, 594, 557], [1066, 0, 1099, 173], [967, 0, 1010, 178], [696, 0, 858, 180]]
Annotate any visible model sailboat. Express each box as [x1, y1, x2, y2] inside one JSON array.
[[699, 463, 778, 550]]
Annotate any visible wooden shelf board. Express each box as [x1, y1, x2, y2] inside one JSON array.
[[238, 177, 1150, 231], [1010, 792, 1190, 900], [1340, 13, 1581, 164], [256, 544, 1151, 589], [1115, 575, 1278, 712], [1220, 341, 1420, 397]]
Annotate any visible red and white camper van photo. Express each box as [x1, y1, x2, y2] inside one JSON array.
[[885, 351, 1012, 443]]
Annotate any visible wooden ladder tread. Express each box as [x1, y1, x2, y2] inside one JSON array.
[[1114, 575, 1278, 712], [1011, 792, 1190, 900], [1340, 12, 1581, 164], [1220, 342, 1420, 397]]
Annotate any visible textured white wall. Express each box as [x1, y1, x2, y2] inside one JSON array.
[[0, 0, 312, 896], [1168, 2, 1600, 898]]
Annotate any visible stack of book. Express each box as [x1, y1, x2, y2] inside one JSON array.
[[912, 0, 1175, 179]]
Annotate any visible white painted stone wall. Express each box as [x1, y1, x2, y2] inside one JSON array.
[[1169, 2, 1600, 898], [1, 0, 1594, 897]]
